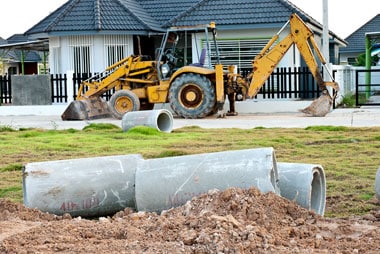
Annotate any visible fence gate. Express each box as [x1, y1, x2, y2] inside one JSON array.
[[355, 69, 380, 106]]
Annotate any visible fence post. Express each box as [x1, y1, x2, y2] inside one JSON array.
[[66, 70, 74, 103]]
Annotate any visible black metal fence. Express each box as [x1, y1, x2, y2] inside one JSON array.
[[0, 75, 11, 105], [240, 67, 323, 100], [355, 69, 380, 106], [0, 67, 333, 105], [51, 74, 67, 103]]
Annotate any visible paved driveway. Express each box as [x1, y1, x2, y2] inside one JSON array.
[[1, 107, 380, 130]]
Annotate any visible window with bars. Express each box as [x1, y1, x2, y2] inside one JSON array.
[[202, 38, 271, 70], [69, 35, 92, 74], [72, 46, 91, 74], [104, 35, 129, 67]]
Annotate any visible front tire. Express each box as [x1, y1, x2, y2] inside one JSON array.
[[109, 90, 140, 119], [169, 73, 215, 118]]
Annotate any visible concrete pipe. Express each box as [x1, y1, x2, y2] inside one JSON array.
[[122, 109, 173, 133], [374, 167, 380, 201], [135, 147, 279, 213], [277, 162, 326, 215], [23, 154, 143, 217]]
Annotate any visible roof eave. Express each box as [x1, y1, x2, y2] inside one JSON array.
[[28, 30, 158, 38]]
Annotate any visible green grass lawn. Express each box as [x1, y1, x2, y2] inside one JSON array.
[[1, 123, 379, 218]]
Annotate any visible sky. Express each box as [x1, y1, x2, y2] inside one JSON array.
[[0, 0, 68, 39], [289, 0, 379, 38], [0, 0, 378, 39]]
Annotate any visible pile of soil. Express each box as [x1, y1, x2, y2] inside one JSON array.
[[1, 187, 380, 253]]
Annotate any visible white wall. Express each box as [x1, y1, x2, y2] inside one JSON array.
[[49, 35, 134, 74]]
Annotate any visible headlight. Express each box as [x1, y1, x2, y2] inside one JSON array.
[[161, 63, 170, 78]]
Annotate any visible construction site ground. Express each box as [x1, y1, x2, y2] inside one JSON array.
[[1, 106, 380, 130], [1, 106, 380, 253]]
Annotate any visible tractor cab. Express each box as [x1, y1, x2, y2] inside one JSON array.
[[155, 23, 219, 81]]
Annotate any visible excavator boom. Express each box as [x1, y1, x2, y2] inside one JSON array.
[[247, 13, 339, 116]]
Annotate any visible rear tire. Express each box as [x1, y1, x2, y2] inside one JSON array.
[[169, 73, 215, 118], [109, 90, 140, 119]]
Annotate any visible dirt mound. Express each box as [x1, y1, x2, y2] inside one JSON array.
[[1, 187, 380, 253]]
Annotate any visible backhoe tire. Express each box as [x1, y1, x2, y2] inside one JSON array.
[[169, 73, 216, 119], [109, 90, 140, 119]]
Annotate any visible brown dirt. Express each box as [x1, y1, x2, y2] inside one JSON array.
[[1, 187, 380, 253]]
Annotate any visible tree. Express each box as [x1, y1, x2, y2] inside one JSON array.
[[354, 53, 379, 66]]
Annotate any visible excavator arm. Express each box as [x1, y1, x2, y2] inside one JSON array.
[[247, 13, 339, 116]]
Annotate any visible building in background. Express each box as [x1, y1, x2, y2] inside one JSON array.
[[23, 0, 346, 75]]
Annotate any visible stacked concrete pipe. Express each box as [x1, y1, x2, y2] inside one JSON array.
[[277, 163, 326, 215], [135, 148, 279, 212], [23, 155, 142, 217], [23, 148, 327, 217], [375, 167, 380, 201]]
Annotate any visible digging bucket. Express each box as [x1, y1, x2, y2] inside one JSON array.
[[61, 97, 112, 120], [300, 91, 333, 117]]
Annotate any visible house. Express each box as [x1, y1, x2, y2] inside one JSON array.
[[340, 14, 380, 65], [0, 34, 43, 75], [24, 0, 346, 75]]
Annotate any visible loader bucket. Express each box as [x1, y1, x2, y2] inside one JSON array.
[[61, 97, 112, 120], [300, 91, 333, 117]]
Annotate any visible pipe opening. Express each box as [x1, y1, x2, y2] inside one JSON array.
[[156, 111, 173, 133], [310, 168, 326, 215], [270, 154, 280, 194], [122, 109, 173, 133]]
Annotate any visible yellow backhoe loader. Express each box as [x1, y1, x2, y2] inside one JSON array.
[[61, 13, 339, 120]]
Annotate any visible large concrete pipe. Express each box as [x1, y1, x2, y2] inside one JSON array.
[[135, 148, 279, 213], [122, 109, 173, 133], [23, 154, 143, 217], [375, 167, 380, 201], [277, 163, 326, 215]]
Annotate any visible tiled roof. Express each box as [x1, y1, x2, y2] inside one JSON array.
[[6, 50, 41, 63], [164, 0, 296, 27], [340, 14, 380, 53], [25, 0, 334, 38], [138, 0, 323, 30], [26, 0, 163, 36], [136, 0, 198, 26], [6, 34, 30, 44], [0, 34, 41, 62]]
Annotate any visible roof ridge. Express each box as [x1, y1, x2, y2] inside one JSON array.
[[164, 0, 210, 27], [45, 0, 81, 32], [116, 0, 163, 31], [94, 0, 101, 30]]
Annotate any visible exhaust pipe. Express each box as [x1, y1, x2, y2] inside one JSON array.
[[122, 109, 174, 133], [277, 163, 326, 215]]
